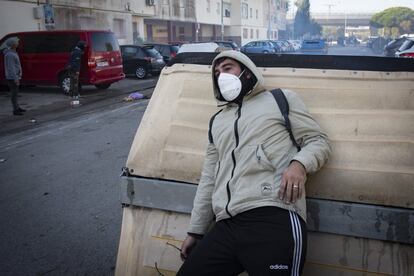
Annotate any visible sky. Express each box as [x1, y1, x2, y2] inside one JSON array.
[[289, 0, 414, 13]]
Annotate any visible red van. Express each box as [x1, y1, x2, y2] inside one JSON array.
[[0, 30, 124, 93]]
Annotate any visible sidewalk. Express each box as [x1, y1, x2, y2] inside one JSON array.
[[0, 77, 157, 136]]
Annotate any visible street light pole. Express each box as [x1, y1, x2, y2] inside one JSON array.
[[221, 0, 224, 41], [267, 0, 271, 39], [344, 11, 347, 38]]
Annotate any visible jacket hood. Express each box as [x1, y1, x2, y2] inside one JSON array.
[[211, 50, 266, 105]]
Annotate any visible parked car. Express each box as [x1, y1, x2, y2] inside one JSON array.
[[395, 37, 414, 58], [142, 43, 179, 63], [241, 40, 276, 54], [0, 30, 124, 94], [300, 39, 328, 54], [177, 42, 221, 54], [214, 41, 240, 51], [383, 37, 408, 57], [269, 40, 286, 52], [288, 40, 302, 51], [120, 45, 165, 79], [280, 40, 294, 52]]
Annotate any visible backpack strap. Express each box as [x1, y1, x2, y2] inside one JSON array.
[[208, 109, 223, 144], [270, 89, 301, 152]]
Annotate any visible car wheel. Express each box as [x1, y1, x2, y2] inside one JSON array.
[[135, 66, 147, 79], [263, 50, 269, 53], [95, 83, 111, 90], [59, 72, 71, 95]]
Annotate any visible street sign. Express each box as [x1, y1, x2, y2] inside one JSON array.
[[43, 4, 55, 29]]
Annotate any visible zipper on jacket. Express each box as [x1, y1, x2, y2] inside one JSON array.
[[225, 103, 242, 218]]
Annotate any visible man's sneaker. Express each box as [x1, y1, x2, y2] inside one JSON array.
[[13, 110, 23, 116], [18, 107, 26, 112]]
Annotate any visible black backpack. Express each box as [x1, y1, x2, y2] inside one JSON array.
[[208, 89, 301, 152]]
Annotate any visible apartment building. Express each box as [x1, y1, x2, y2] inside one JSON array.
[[144, 0, 288, 46], [0, 0, 154, 44], [0, 0, 288, 47], [143, 0, 196, 43]]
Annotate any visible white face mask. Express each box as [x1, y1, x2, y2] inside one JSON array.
[[217, 70, 245, 102]]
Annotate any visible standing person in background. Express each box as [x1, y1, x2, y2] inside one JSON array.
[[67, 41, 87, 99], [2, 37, 25, 116]]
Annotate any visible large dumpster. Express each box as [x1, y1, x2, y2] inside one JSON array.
[[116, 53, 414, 276]]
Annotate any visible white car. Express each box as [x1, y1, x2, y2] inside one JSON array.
[[177, 42, 220, 54], [395, 37, 414, 58], [288, 40, 302, 51]]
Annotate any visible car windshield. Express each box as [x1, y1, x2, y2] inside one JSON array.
[[91, 32, 119, 52], [171, 46, 179, 53], [399, 39, 414, 51], [144, 47, 162, 58]]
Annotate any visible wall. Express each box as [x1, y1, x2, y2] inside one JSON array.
[[0, 0, 41, 39], [0, 0, 139, 44]]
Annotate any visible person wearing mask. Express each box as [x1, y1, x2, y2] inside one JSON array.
[[2, 37, 25, 116], [67, 41, 86, 98], [178, 50, 331, 276]]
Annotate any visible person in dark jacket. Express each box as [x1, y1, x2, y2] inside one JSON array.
[[2, 37, 25, 116], [67, 41, 86, 98]]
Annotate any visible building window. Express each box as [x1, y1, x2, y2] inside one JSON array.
[[256, 29, 259, 38], [179, 26, 185, 40], [113, 18, 126, 38], [173, 0, 180, 16], [250, 8, 252, 18], [250, 29, 253, 38], [207, 0, 210, 13], [242, 3, 248, 19], [224, 2, 231, 17], [256, 9, 258, 19], [243, 28, 248, 39], [79, 16, 96, 30]]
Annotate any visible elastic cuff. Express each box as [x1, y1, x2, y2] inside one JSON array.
[[187, 232, 204, 240], [290, 159, 307, 173]]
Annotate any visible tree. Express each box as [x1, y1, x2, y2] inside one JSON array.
[[294, 0, 322, 38], [370, 7, 414, 37]]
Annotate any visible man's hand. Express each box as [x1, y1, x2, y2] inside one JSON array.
[[278, 161, 307, 204], [14, 80, 20, 86], [180, 235, 197, 261]]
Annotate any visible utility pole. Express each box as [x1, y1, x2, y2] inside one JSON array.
[[324, 3, 335, 21], [267, 0, 271, 39], [221, 0, 224, 40], [292, 0, 295, 39], [344, 11, 347, 37]]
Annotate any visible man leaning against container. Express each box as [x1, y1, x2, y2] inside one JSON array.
[[178, 50, 331, 276]]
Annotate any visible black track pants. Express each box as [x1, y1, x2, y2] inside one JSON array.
[[177, 207, 307, 276]]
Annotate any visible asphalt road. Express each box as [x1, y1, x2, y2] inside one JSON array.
[[0, 77, 157, 136], [0, 80, 153, 275]]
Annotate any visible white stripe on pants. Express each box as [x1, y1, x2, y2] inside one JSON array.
[[289, 211, 303, 276]]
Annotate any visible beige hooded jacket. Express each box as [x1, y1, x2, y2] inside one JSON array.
[[188, 50, 331, 235]]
